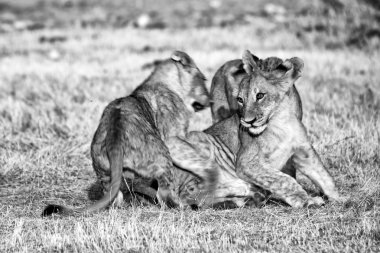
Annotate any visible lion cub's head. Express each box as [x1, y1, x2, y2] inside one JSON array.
[[170, 51, 210, 111], [236, 50, 304, 135], [147, 51, 211, 112]]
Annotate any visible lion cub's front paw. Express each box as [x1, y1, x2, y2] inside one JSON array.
[[305, 196, 325, 208]]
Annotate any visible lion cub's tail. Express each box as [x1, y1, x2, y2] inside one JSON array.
[[42, 110, 124, 217]]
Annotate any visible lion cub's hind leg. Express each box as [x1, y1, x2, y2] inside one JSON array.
[[136, 160, 179, 209], [166, 133, 217, 208], [156, 168, 180, 209]]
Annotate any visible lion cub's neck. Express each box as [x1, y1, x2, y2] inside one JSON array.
[[133, 78, 192, 141], [145, 62, 188, 100], [268, 95, 299, 133]]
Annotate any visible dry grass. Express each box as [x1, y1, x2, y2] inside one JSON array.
[[0, 25, 379, 252]]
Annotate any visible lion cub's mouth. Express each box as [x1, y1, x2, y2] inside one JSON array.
[[240, 120, 268, 136], [248, 124, 267, 135]]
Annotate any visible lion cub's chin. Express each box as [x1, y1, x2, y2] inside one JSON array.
[[248, 124, 267, 135]]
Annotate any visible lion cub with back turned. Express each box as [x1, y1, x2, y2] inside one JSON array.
[[42, 51, 211, 216]]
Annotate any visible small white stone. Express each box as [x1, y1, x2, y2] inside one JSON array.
[[48, 49, 61, 61], [135, 14, 151, 28], [209, 0, 221, 9]]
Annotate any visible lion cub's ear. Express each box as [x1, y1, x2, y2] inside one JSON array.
[[288, 57, 304, 80], [274, 57, 304, 79], [242, 50, 259, 75], [171, 50, 195, 67], [228, 62, 246, 78], [228, 62, 247, 97], [273, 57, 304, 91]]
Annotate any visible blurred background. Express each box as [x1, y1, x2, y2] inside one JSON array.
[[0, 0, 379, 50]]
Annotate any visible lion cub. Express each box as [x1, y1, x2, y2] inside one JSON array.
[[168, 51, 345, 208], [42, 51, 210, 216], [210, 56, 303, 179], [210, 57, 303, 124], [233, 50, 345, 207]]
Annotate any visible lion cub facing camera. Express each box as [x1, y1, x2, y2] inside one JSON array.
[[168, 51, 346, 208], [231, 50, 346, 207]]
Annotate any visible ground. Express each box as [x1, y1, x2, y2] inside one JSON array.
[[0, 1, 379, 252]]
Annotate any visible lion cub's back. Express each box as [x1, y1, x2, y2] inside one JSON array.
[[204, 114, 240, 155], [90, 96, 169, 176]]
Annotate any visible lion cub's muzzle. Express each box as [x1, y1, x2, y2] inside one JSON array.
[[240, 117, 268, 135]]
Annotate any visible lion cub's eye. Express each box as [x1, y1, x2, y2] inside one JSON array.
[[237, 97, 244, 104], [256, 93, 265, 100]]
